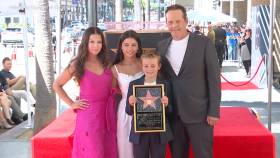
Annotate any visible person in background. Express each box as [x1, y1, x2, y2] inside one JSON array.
[[70, 28, 80, 56], [214, 22, 226, 68], [193, 26, 203, 35], [0, 89, 13, 129], [240, 27, 252, 78], [224, 27, 231, 60], [70, 28, 80, 42], [62, 27, 71, 53], [226, 25, 232, 36], [207, 24, 215, 44], [1, 57, 36, 101], [227, 27, 239, 60], [0, 72, 29, 125]]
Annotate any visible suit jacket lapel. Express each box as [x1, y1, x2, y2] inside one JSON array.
[[156, 76, 163, 84], [162, 38, 177, 76], [139, 76, 145, 85], [178, 33, 198, 76]]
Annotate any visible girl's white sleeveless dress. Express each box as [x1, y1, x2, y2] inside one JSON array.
[[114, 65, 144, 158]]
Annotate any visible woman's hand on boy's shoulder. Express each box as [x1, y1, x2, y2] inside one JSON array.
[[129, 95, 137, 106]]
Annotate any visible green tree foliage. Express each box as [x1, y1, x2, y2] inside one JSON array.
[[150, 2, 157, 12], [123, 0, 157, 12], [0, 23, 7, 28], [123, 0, 134, 9]]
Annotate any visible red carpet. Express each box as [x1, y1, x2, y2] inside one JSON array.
[[31, 109, 76, 158], [221, 81, 260, 90], [166, 107, 275, 158], [31, 107, 275, 158]]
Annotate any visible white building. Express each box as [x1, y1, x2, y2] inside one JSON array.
[[0, 16, 34, 27]]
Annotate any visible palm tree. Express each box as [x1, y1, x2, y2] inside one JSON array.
[[115, 0, 123, 30], [134, 0, 141, 22], [33, 0, 57, 135], [145, 0, 150, 22]]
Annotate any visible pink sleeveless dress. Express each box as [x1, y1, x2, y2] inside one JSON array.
[[71, 68, 117, 158]]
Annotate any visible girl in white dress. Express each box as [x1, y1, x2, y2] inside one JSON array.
[[111, 30, 144, 158]]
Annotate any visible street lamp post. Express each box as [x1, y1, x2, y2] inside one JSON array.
[[230, 0, 233, 17], [88, 0, 97, 27], [56, 0, 62, 117], [20, 0, 32, 127], [157, 0, 160, 21], [81, 0, 84, 22], [267, 0, 276, 131], [66, 0, 68, 27]]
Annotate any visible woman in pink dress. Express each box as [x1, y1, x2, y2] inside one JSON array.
[[53, 27, 117, 158]]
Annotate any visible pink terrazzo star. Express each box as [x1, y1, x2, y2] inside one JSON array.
[[139, 90, 159, 109]]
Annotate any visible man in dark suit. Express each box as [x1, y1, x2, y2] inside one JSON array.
[[156, 4, 221, 158], [214, 22, 227, 67]]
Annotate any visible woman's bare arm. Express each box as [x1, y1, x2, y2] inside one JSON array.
[[52, 63, 76, 107], [110, 66, 121, 94]]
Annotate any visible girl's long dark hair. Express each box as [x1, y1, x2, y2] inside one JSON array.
[[113, 30, 143, 65], [67, 27, 110, 85]]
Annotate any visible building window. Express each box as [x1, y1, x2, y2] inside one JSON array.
[[13, 17, 20, 23]]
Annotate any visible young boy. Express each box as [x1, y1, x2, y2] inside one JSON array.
[[125, 50, 173, 158]]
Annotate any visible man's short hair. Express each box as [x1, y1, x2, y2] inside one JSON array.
[[195, 26, 200, 31], [2, 57, 11, 64], [165, 4, 187, 20], [140, 50, 161, 64]]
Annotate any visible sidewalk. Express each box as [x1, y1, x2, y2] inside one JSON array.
[[0, 59, 279, 158]]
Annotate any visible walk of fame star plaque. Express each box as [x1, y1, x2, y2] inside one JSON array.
[[133, 84, 166, 133]]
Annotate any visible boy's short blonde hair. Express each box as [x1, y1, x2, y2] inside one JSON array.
[[140, 50, 161, 64]]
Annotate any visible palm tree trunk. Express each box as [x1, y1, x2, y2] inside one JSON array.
[[115, 0, 123, 30], [85, 0, 88, 22], [33, 0, 57, 135], [134, 0, 141, 22], [145, 0, 150, 22]]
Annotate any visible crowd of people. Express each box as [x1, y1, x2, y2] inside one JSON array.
[[187, 22, 252, 77], [0, 57, 36, 129], [53, 4, 221, 158]]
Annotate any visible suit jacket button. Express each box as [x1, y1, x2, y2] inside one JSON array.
[[176, 77, 179, 79]]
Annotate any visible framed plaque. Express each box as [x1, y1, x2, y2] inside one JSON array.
[[133, 84, 165, 133]]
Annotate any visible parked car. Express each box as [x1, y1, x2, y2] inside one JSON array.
[[73, 26, 81, 31], [129, 16, 135, 21], [62, 28, 75, 36], [97, 23, 107, 31], [83, 22, 89, 29], [27, 27, 35, 34], [1, 27, 35, 44], [71, 21, 83, 28], [123, 17, 129, 22]]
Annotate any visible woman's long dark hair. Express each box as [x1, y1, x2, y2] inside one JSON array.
[[113, 30, 143, 65], [67, 27, 110, 85]]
